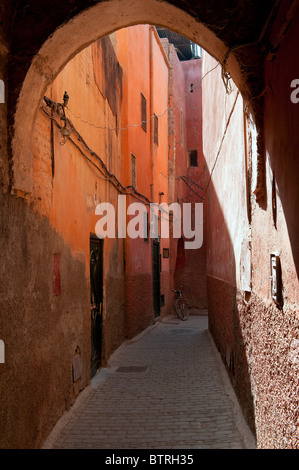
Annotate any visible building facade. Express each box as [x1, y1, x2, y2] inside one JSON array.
[[0, 0, 298, 449], [0, 25, 193, 447]]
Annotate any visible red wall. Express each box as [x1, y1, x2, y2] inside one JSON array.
[[250, 3, 299, 448], [166, 42, 207, 310], [202, 8, 299, 445], [115, 25, 171, 331]]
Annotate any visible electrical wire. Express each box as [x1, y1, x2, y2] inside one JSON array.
[[203, 90, 240, 197], [38, 15, 288, 208], [41, 58, 241, 205], [177, 176, 205, 201], [41, 104, 208, 206], [40, 105, 152, 205], [179, 175, 204, 191]]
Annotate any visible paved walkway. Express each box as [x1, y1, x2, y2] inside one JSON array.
[[43, 315, 256, 449]]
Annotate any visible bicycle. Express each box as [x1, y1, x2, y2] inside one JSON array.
[[172, 285, 189, 321]]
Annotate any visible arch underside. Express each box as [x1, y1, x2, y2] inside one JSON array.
[[9, 0, 271, 195]]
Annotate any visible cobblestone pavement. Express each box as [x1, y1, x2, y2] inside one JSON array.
[[43, 315, 256, 449]]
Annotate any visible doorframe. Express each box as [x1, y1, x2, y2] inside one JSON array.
[[89, 234, 104, 378]]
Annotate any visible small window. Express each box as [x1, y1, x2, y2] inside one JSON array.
[[154, 114, 158, 146], [131, 153, 137, 189], [188, 149, 198, 167], [141, 93, 147, 132]]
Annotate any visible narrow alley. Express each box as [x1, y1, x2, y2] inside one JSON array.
[[43, 315, 255, 449], [1, 0, 299, 451]]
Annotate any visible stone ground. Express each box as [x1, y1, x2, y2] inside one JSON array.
[[42, 315, 256, 449]]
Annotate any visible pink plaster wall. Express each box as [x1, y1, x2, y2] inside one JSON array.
[[249, 3, 299, 448], [202, 26, 299, 446], [172, 50, 207, 310], [115, 25, 171, 327]]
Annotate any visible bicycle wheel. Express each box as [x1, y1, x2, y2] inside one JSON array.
[[175, 298, 189, 321]]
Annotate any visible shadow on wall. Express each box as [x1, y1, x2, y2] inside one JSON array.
[[103, 236, 126, 365], [264, 31, 299, 282], [174, 215, 207, 311], [203, 163, 256, 438], [0, 192, 91, 449], [172, 55, 208, 312], [249, 8, 299, 447]]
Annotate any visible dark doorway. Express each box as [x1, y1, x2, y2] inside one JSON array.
[[90, 236, 103, 378], [152, 238, 161, 318]]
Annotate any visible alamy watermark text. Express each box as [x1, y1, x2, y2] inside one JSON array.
[[95, 196, 203, 249]]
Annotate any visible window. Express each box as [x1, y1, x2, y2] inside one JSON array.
[[154, 114, 158, 146], [188, 149, 198, 167], [141, 93, 147, 132], [180, 109, 184, 146], [131, 153, 137, 189]]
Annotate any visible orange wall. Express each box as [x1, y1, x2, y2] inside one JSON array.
[[33, 39, 126, 362], [32, 25, 173, 349], [114, 25, 172, 324]]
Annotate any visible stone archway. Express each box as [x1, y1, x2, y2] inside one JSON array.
[[10, 0, 267, 194], [2, 0, 298, 449]]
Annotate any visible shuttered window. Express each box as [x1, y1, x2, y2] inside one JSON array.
[[141, 93, 147, 132], [154, 114, 158, 146]]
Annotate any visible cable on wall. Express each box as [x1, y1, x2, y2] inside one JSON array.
[[203, 90, 240, 196], [41, 55, 242, 205], [64, 61, 221, 132], [40, 104, 152, 206]]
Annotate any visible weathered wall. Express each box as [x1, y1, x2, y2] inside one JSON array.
[[202, 50, 256, 434], [164, 40, 207, 311], [0, 42, 93, 447], [176, 59, 207, 311], [114, 26, 153, 336], [150, 27, 172, 319], [0, 192, 91, 449], [0, 4, 10, 193], [1, 0, 298, 451], [9, 0, 269, 207], [0, 25, 175, 448], [39, 40, 126, 363], [0, 36, 126, 449], [115, 25, 172, 327], [0, 8, 76, 450], [202, 18, 299, 446]]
